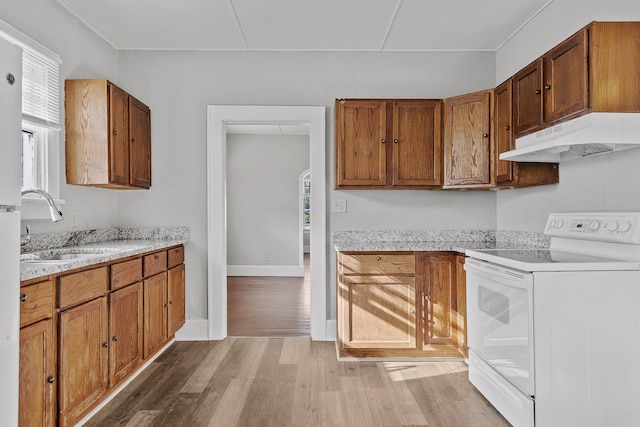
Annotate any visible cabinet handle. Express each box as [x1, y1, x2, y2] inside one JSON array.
[[544, 84, 551, 91], [47, 376, 54, 384], [169, 301, 174, 305], [482, 134, 489, 138], [20, 294, 26, 302], [155, 255, 161, 260], [381, 139, 386, 144], [376, 256, 382, 261], [535, 89, 541, 95], [393, 139, 399, 144], [113, 130, 118, 135], [112, 336, 119, 342], [505, 125, 510, 131], [410, 310, 416, 315], [102, 342, 109, 348], [131, 138, 136, 143], [424, 295, 431, 301]]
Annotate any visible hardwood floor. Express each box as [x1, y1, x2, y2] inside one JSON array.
[[84, 338, 509, 427], [227, 255, 310, 337]]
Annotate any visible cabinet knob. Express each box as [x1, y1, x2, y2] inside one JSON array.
[[113, 130, 118, 135], [47, 376, 54, 384], [393, 139, 399, 144], [424, 295, 431, 301], [102, 342, 109, 348], [535, 89, 541, 95], [482, 133, 489, 138], [155, 255, 161, 260], [112, 336, 119, 342], [131, 138, 136, 143], [410, 310, 416, 315], [376, 256, 382, 261], [381, 139, 386, 144], [20, 294, 26, 302], [505, 125, 510, 131], [169, 301, 174, 305], [544, 84, 551, 91]]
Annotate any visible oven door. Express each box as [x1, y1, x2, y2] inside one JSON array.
[[465, 258, 535, 396]]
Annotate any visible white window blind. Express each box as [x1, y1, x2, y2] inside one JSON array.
[[22, 46, 60, 126]]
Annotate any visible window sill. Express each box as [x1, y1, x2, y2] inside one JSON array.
[[20, 196, 65, 220]]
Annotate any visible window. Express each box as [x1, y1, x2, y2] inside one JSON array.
[[0, 19, 62, 216]]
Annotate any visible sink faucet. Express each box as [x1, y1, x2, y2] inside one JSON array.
[[21, 188, 64, 222]]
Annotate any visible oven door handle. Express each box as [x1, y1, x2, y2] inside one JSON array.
[[464, 259, 532, 290]]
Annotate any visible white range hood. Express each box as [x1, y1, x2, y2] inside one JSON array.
[[500, 113, 640, 162]]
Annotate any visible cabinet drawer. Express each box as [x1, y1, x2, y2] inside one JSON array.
[[167, 246, 184, 269], [111, 258, 143, 290], [58, 267, 108, 310], [20, 280, 55, 328], [340, 254, 415, 275], [144, 251, 167, 277]]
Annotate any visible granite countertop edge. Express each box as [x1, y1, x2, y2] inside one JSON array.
[[332, 241, 540, 253], [21, 238, 189, 282]]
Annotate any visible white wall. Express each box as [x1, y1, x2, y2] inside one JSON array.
[[0, 1, 119, 234], [114, 50, 498, 320], [226, 133, 309, 269], [495, 0, 640, 231]]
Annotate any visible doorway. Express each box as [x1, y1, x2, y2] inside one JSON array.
[[206, 106, 327, 341]]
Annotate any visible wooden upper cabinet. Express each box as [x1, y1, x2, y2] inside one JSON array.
[[443, 90, 492, 188], [335, 99, 387, 187], [513, 58, 544, 135], [392, 100, 442, 186], [65, 79, 151, 189], [335, 98, 442, 189]]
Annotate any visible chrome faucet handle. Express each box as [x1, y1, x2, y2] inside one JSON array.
[[20, 225, 31, 247]]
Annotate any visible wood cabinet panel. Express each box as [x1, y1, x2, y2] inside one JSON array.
[[144, 251, 167, 278], [167, 245, 185, 269], [340, 253, 415, 275], [20, 279, 54, 328], [494, 79, 514, 184], [110, 258, 143, 291], [58, 267, 108, 310], [422, 253, 457, 346], [335, 99, 387, 187], [513, 59, 544, 135], [108, 83, 129, 186], [109, 283, 143, 386], [143, 273, 167, 358], [392, 100, 442, 186], [58, 297, 108, 427], [443, 90, 492, 187], [340, 275, 416, 350], [167, 264, 186, 337], [129, 96, 151, 188], [19, 319, 56, 427], [456, 254, 468, 358]]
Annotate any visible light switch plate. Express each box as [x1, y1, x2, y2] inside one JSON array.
[[332, 198, 347, 213]]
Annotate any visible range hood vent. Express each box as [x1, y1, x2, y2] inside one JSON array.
[[500, 113, 640, 162]]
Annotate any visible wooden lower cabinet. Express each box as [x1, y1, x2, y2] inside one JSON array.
[[168, 263, 186, 336], [58, 297, 109, 427], [338, 251, 467, 358], [19, 318, 56, 427], [109, 282, 143, 386], [456, 254, 468, 358], [143, 272, 168, 358]]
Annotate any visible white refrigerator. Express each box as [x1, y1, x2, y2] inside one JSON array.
[[0, 36, 23, 426]]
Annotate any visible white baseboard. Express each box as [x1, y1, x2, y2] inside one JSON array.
[[227, 265, 305, 277], [326, 319, 336, 341], [175, 319, 209, 341]]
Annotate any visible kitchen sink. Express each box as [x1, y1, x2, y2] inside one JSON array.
[[21, 248, 116, 263]]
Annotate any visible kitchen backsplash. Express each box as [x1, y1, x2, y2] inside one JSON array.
[[21, 226, 190, 253]]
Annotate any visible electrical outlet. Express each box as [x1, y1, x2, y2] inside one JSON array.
[[70, 211, 78, 228], [332, 198, 347, 213]]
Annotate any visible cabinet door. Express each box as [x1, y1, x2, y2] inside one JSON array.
[[58, 297, 108, 427], [422, 253, 457, 346], [108, 83, 130, 186], [339, 275, 416, 350], [335, 99, 387, 187], [167, 264, 186, 337], [392, 100, 442, 186], [109, 282, 143, 386], [144, 273, 167, 358], [544, 28, 588, 123], [455, 254, 467, 358], [494, 79, 514, 184], [20, 319, 56, 427], [513, 58, 543, 135], [443, 90, 492, 187], [129, 96, 152, 188]]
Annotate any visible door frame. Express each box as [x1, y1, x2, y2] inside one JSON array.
[[206, 105, 327, 340]]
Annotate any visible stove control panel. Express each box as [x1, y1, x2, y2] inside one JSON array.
[[545, 212, 640, 244]]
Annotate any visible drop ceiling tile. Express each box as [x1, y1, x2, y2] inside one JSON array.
[[57, 0, 246, 49], [383, 0, 552, 51], [231, 0, 398, 50]]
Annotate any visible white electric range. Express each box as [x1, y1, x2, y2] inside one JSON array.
[[464, 212, 640, 427]]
